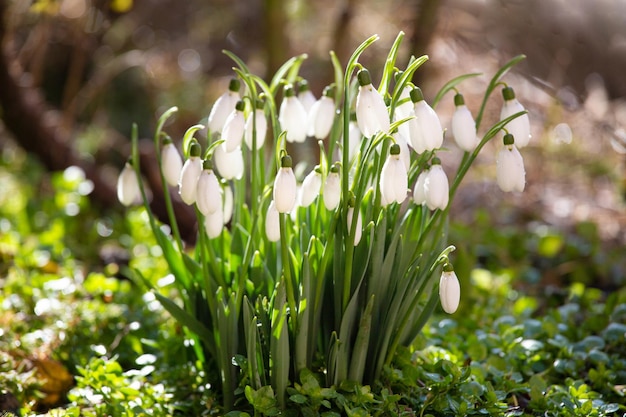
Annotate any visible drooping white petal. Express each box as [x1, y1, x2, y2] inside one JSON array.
[[451, 98, 478, 152], [412, 169, 428, 205], [411, 88, 443, 152], [439, 269, 460, 314], [279, 87, 308, 143], [208, 80, 240, 133], [214, 145, 244, 180], [222, 104, 246, 152], [117, 162, 141, 206], [195, 168, 222, 215], [496, 144, 526, 192], [161, 142, 183, 187], [347, 206, 363, 246], [223, 183, 234, 224], [204, 208, 224, 239], [395, 85, 414, 120], [244, 108, 267, 150], [265, 200, 280, 242], [500, 87, 531, 148], [299, 168, 322, 207], [178, 156, 203, 205], [323, 170, 341, 210], [308, 95, 335, 139], [424, 163, 449, 210], [380, 145, 408, 205], [273, 167, 297, 213], [355, 70, 390, 138], [298, 82, 317, 113]]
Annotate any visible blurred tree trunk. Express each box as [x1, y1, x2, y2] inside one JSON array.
[[410, 0, 441, 86], [332, 0, 358, 65], [263, 0, 289, 79]]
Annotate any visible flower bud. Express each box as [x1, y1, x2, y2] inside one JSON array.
[[299, 166, 322, 207], [500, 86, 531, 148], [178, 141, 203, 205], [424, 158, 449, 210], [412, 168, 428, 206], [117, 160, 141, 206], [273, 155, 297, 213], [380, 143, 408, 205], [355, 69, 390, 138], [208, 78, 240, 133], [496, 133, 526, 192], [196, 160, 222, 215], [265, 200, 280, 242], [279, 86, 308, 143], [451, 93, 478, 152], [222, 100, 246, 152], [323, 164, 341, 210], [307, 85, 336, 139], [410, 87, 443, 152], [439, 263, 460, 314], [161, 138, 183, 187], [214, 144, 244, 180]]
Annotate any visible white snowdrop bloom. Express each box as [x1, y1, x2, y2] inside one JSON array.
[[347, 206, 363, 246], [500, 86, 531, 148], [222, 100, 246, 152], [244, 101, 267, 150], [439, 265, 460, 314], [412, 168, 428, 206], [297, 80, 317, 113], [323, 164, 341, 210], [355, 69, 390, 138], [380, 143, 408, 205], [204, 208, 224, 239], [214, 144, 244, 180], [208, 78, 240, 133], [195, 161, 222, 216], [451, 93, 478, 152], [279, 86, 308, 143], [117, 161, 141, 206], [222, 183, 233, 224], [178, 141, 203, 205], [395, 84, 414, 120], [424, 158, 449, 210], [273, 155, 297, 213], [299, 166, 322, 207], [265, 200, 280, 242], [161, 139, 183, 187], [308, 85, 336, 139], [411, 87, 443, 152], [496, 133, 526, 192]]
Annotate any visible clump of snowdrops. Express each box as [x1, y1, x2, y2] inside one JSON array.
[[117, 32, 530, 411]]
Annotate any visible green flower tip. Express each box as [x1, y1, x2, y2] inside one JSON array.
[[502, 86, 516, 101], [255, 99, 265, 110], [410, 87, 424, 103], [162, 136, 173, 146], [503, 133, 515, 146], [280, 154, 293, 168], [314, 165, 322, 174], [390, 143, 401, 155], [350, 112, 357, 122], [323, 84, 336, 97], [357, 69, 372, 87], [330, 162, 340, 173], [189, 141, 202, 157], [454, 93, 465, 106], [431, 156, 441, 165], [202, 159, 213, 170], [347, 192, 356, 207], [443, 262, 454, 273], [235, 100, 245, 112], [284, 85, 296, 97], [298, 80, 310, 93], [228, 78, 240, 92]]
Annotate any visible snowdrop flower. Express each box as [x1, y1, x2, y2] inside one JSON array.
[[410, 87, 443, 153], [222, 183, 233, 224], [273, 155, 297, 213], [297, 80, 317, 113], [439, 263, 460, 314], [380, 143, 408, 205], [204, 208, 224, 239], [500, 86, 531, 148], [424, 157, 449, 210], [347, 203, 363, 246], [496, 133, 526, 192], [323, 163, 341, 210], [208, 78, 240, 133], [244, 100, 267, 150], [451, 93, 478, 152], [117, 160, 141, 206], [161, 138, 183, 187], [178, 141, 203, 205], [299, 166, 322, 207], [265, 200, 280, 242], [308, 85, 336, 139], [412, 167, 428, 206], [222, 100, 246, 152], [214, 144, 244, 180], [279, 85, 308, 143], [195, 160, 222, 216], [355, 69, 390, 138]]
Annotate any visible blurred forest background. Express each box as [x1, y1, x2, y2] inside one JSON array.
[[1, 0, 625, 275]]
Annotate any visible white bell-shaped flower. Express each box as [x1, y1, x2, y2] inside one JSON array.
[[439, 264, 460, 314], [273, 155, 297, 213], [308, 85, 336, 139], [195, 160, 222, 216], [380, 143, 408, 205], [279, 86, 308, 143], [299, 166, 322, 207], [496, 133, 526, 192], [222, 100, 246, 152], [347, 205, 363, 246], [117, 160, 141, 206], [412, 168, 428, 206], [265, 200, 280, 242], [297, 80, 317, 113], [204, 208, 224, 239], [410, 87, 443, 152], [323, 164, 341, 210], [451, 93, 478, 152], [178, 141, 203, 205], [214, 144, 244, 180], [355, 69, 390, 138], [424, 157, 449, 210], [222, 183, 234, 224], [208, 78, 240, 133], [161, 138, 183, 187], [244, 101, 267, 150], [500, 86, 531, 148]]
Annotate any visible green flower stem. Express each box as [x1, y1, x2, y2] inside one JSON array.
[[379, 31, 405, 97], [279, 213, 297, 332]]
